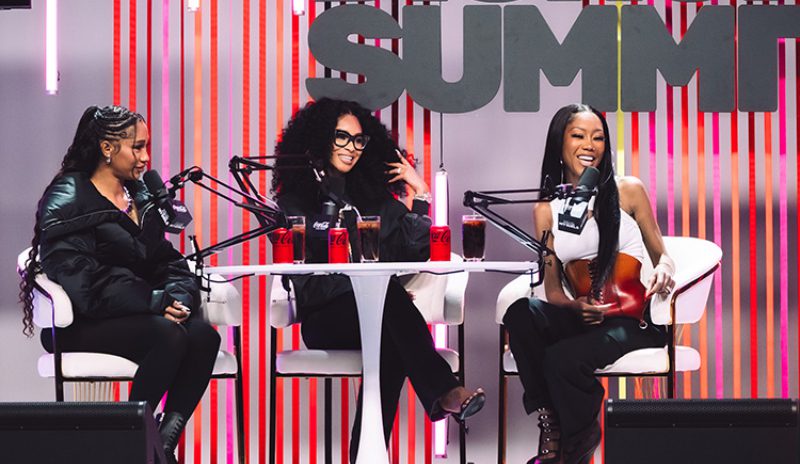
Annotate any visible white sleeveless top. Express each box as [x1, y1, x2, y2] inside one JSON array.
[[549, 197, 645, 264]]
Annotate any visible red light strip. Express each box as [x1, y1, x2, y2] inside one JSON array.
[[192, 6, 203, 462], [129, 0, 137, 111], [748, 110, 757, 398], [240, 0, 252, 459], [258, 0, 269, 460], [730, 0, 741, 399], [113, 0, 120, 105]]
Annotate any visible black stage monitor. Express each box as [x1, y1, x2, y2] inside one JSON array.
[[0, 0, 31, 10], [0, 401, 167, 464], [605, 398, 799, 464]]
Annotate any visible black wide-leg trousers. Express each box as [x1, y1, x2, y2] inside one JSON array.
[[42, 314, 221, 419], [502, 297, 665, 438], [301, 278, 459, 463]]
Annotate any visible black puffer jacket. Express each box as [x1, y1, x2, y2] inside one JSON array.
[[37, 171, 199, 320], [278, 190, 431, 314]]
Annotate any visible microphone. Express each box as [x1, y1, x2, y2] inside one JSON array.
[[143, 170, 194, 234], [557, 166, 601, 235], [168, 166, 204, 193]]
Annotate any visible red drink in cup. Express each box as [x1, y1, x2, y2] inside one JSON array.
[[461, 214, 486, 261], [288, 216, 306, 264], [328, 227, 350, 263], [271, 228, 293, 263], [430, 225, 451, 261], [357, 216, 381, 262]]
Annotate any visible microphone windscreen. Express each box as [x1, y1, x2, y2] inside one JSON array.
[[577, 166, 601, 191], [143, 170, 167, 197]]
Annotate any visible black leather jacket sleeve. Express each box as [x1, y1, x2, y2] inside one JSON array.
[[40, 229, 161, 318]]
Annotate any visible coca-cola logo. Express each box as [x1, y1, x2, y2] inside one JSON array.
[[313, 220, 330, 231], [431, 228, 451, 243], [329, 231, 348, 245], [272, 229, 293, 245]]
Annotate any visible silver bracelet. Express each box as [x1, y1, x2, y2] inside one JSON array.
[[413, 192, 432, 203]]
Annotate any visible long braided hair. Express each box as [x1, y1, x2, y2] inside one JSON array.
[[539, 103, 620, 293], [18, 105, 143, 337]]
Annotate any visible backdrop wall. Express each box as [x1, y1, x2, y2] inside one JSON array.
[[0, 1, 798, 463]]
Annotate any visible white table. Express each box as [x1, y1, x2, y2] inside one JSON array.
[[206, 260, 538, 464]]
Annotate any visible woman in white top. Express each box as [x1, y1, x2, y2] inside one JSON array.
[[503, 104, 676, 464]]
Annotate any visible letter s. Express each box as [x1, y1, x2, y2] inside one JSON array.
[[307, 5, 405, 111]]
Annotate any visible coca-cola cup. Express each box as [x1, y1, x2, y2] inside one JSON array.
[[357, 215, 381, 262], [271, 228, 293, 263], [288, 216, 306, 264], [328, 227, 350, 263], [430, 225, 451, 261], [461, 214, 486, 262]]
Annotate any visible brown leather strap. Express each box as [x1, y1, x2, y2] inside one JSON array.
[[563, 253, 649, 320]]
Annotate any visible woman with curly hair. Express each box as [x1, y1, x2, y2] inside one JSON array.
[[502, 104, 675, 464], [19, 105, 220, 464], [273, 98, 485, 462]]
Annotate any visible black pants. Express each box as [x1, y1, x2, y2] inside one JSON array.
[[502, 297, 665, 439], [301, 278, 459, 463], [42, 314, 221, 419]]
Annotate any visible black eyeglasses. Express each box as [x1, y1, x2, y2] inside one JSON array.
[[334, 129, 370, 151]]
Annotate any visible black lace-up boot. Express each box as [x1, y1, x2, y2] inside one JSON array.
[[159, 412, 186, 464]]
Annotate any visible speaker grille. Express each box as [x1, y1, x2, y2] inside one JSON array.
[[0, 401, 148, 430], [606, 399, 799, 427]]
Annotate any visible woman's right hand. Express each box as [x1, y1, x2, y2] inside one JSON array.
[[163, 300, 191, 323], [572, 297, 611, 325]]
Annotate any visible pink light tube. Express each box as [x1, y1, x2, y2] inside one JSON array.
[[433, 323, 448, 456], [45, 0, 57, 95]]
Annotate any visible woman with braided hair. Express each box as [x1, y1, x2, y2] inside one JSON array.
[[503, 104, 675, 464], [18, 105, 219, 463]]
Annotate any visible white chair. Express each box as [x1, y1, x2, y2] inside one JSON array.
[[16, 248, 246, 464], [493, 236, 721, 464], [268, 253, 470, 464]]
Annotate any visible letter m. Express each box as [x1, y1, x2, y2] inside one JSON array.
[[621, 6, 734, 112], [504, 6, 617, 112]]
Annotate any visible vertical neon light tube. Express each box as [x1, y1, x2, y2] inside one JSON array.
[[433, 169, 449, 226], [292, 0, 305, 16], [433, 320, 448, 457], [433, 167, 449, 456], [45, 0, 58, 95]]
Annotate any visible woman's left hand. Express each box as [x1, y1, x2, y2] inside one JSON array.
[[645, 263, 675, 298], [386, 149, 429, 195]]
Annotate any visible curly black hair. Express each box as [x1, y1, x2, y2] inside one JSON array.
[[271, 98, 407, 212], [539, 103, 620, 292], [18, 105, 144, 337]]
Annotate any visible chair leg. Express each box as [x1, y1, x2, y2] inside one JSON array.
[[269, 330, 278, 464], [233, 329, 246, 464], [498, 375, 507, 464], [235, 376, 246, 463], [458, 323, 466, 464], [324, 378, 333, 464], [55, 377, 64, 402]]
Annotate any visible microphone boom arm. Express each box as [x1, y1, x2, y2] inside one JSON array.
[[463, 187, 562, 286], [175, 167, 287, 262]]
